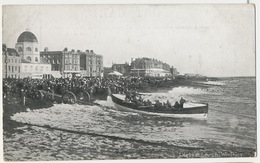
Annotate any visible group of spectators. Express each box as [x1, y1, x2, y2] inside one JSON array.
[[3, 76, 174, 104]]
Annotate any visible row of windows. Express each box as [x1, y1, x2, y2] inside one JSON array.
[[26, 56, 39, 62], [18, 47, 38, 52], [7, 58, 21, 63], [65, 59, 78, 64], [7, 74, 20, 79], [44, 55, 61, 59], [8, 66, 20, 73], [42, 55, 102, 65], [44, 55, 53, 58], [88, 67, 101, 72], [89, 61, 101, 65], [48, 59, 61, 64], [43, 54, 79, 59], [65, 65, 79, 71], [88, 58, 102, 61], [7, 65, 50, 73], [23, 65, 49, 72], [65, 54, 79, 58]]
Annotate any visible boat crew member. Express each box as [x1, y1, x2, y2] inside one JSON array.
[[146, 99, 152, 106], [125, 90, 132, 102], [132, 94, 138, 104], [154, 100, 162, 109], [180, 97, 187, 108], [173, 101, 180, 108], [138, 95, 143, 102]]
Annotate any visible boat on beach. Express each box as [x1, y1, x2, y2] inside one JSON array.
[[111, 94, 208, 118]]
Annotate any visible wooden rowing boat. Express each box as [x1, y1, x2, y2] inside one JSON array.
[[111, 94, 208, 118]]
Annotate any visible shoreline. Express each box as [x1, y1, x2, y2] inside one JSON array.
[[2, 80, 216, 135], [2, 79, 257, 160]]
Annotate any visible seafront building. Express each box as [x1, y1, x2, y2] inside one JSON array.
[[3, 30, 176, 79], [40, 49, 63, 77], [40, 48, 81, 78], [2, 30, 52, 79], [41, 49, 104, 78], [111, 63, 131, 76], [63, 49, 81, 78], [130, 57, 173, 78], [80, 50, 103, 77], [2, 29, 104, 79], [2, 46, 21, 79], [107, 58, 178, 78]]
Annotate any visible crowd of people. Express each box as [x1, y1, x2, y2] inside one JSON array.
[[2, 76, 174, 105]]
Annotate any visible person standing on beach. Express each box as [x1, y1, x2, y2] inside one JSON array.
[[20, 88, 26, 106]]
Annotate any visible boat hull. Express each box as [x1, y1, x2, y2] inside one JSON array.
[[111, 94, 208, 118]]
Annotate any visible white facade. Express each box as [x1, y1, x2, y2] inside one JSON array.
[[2, 52, 22, 79], [145, 68, 172, 77], [20, 63, 52, 78], [15, 42, 40, 63], [12, 30, 53, 79]]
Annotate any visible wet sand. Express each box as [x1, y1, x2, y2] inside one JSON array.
[[3, 98, 54, 136]]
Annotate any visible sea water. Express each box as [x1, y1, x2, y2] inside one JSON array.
[[3, 77, 256, 160]]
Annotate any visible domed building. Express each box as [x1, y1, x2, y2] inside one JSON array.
[[2, 30, 58, 79], [15, 30, 40, 63], [13, 30, 52, 79]]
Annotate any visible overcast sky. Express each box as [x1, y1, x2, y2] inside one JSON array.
[[2, 4, 255, 77]]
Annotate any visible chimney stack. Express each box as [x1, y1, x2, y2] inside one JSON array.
[[2, 44, 7, 52]]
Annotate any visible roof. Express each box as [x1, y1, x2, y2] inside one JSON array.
[[40, 51, 63, 55], [6, 48, 20, 57], [21, 57, 50, 64], [21, 58, 32, 63], [40, 57, 49, 64], [80, 52, 103, 58], [17, 31, 38, 43]]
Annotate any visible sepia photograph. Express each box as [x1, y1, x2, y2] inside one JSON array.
[[1, 2, 257, 162]]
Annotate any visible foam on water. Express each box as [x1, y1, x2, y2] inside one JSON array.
[[139, 87, 208, 104], [202, 81, 226, 86], [11, 101, 214, 149], [168, 86, 207, 95], [10, 97, 253, 150], [95, 96, 114, 107]]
